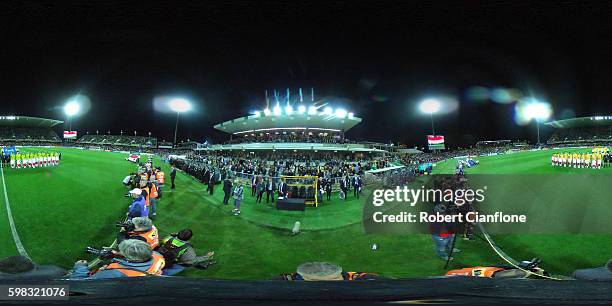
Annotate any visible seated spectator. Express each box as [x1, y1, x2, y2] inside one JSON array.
[[0, 256, 66, 280], [158, 229, 215, 276], [69, 240, 165, 279]]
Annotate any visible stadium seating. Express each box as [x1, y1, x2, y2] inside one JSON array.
[[547, 127, 612, 145], [227, 132, 346, 144], [0, 126, 61, 144], [76, 135, 157, 148]]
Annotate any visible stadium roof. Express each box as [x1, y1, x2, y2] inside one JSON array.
[[0, 116, 63, 128], [202, 142, 385, 153], [545, 116, 612, 129], [214, 114, 362, 134]]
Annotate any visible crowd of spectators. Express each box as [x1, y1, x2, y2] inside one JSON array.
[[0, 127, 61, 144], [225, 131, 349, 144], [548, 127, 612, 145], [168, 151, 390, 184], [76, 134, 157, 148]]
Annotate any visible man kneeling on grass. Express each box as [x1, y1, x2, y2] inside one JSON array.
[[157, 229, 215, 276]]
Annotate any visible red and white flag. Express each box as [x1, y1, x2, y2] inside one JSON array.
[[63, 131, 77, 139], [427, 135, 445, 145]]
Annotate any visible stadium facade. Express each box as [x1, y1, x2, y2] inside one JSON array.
[[210, 105, 392, 153]]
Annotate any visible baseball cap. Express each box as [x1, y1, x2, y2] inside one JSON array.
[[129, 188, 142, 196]]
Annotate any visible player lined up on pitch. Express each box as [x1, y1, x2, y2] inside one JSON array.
[[551, 151, 611, 169], [8, 152, 61, 169]]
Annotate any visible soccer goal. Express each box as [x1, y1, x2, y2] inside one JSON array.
[[281, 175, 319, 207]]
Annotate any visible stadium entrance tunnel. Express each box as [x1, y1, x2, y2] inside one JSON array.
[[2, 277, 610, 305]]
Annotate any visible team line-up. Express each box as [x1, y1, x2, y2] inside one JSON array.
[[551, 151, 610, 169], [8, 152, 61, 169]]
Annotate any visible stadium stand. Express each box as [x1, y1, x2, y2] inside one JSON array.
[[0, 116, 62, 145], [76, 135, 157, 148], [546, 116, 612, 146]]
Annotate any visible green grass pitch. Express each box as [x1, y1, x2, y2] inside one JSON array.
[[0, 147, 610, 279]]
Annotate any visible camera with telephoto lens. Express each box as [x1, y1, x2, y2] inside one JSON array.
[[84, 247, 115, 260], [116, 220, 135, 231]]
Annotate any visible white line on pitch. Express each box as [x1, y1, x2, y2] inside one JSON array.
[[0, 162, 30, 259]]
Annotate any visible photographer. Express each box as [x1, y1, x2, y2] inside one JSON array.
[[158, 229, 215, 276], [127, 188, 148, 219], [69, 240, 165, 279], [117, 217, 159, 250]]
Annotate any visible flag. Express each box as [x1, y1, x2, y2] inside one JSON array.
[[427, 135, 445, 149], [63, 131, 78, 139]]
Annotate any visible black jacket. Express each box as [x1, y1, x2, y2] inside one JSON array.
[[223, 179, 232, 192]]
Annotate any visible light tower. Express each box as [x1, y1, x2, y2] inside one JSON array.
[[169, 98, 192, 147], [419, 98, 441, 135]]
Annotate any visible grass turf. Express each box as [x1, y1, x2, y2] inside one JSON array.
[[0, 147, 610, 279]]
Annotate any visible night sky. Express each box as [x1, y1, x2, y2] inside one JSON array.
[[1, 1, 611, 148]]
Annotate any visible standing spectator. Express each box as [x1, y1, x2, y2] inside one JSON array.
[[429, 204, 460, 261], [207, 171, 216, 195], [222, 177, 232, 205], [251, 175, 257, 197], [232, 181, 244, 216], [155, 166, 165, 199], [340, 176, 349, 200], [148, 182, 159, 217], [353, 174, 362, 199], [278, 178, 288, 198], [325, 179, 332, 201], [256, 177, 265, 204], [265, 177, 275, 203], [170, 164, 177, 190]]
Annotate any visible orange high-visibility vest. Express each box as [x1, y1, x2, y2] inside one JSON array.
[[128, 225, 159, 249], [105, 252, 165, 277], [141, 186, 150, 206], [150, 184, 159, 199], [445, 266, 505, 278], [156, 172, 165, 184]]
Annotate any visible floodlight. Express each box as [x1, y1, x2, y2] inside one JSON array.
[[323, 106, 333, 115], [516, 97, 553, 146], [273, 105, 282, 116], [253, 111, 261, 118], [335, 108, 347, 118], [169, 98, 191, 113], [64, 101, 80, 116], [308, 106, 318, 115], [263, 108, 271, 116], [523, 101, 552, 121], [419, 99, 441, 114], [348, 112, 354, 119], [298, 105, 306, 114], [285, 105, 293, 115]]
